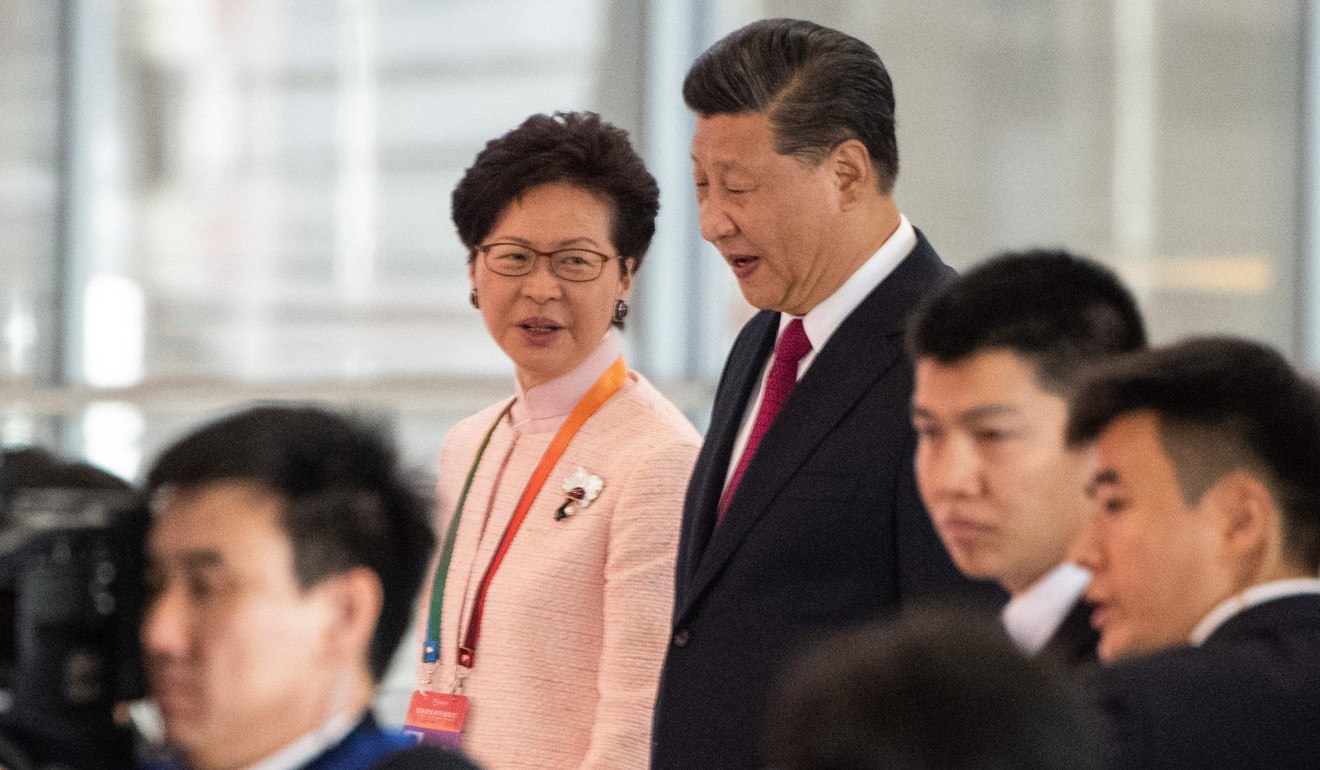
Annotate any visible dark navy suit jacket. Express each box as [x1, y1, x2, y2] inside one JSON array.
[[1090, 593, 1320, 770], [144, 713, 417, 770], [650, 232, 1005, 770]]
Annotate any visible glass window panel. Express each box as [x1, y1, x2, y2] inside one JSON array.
[[0, 0, 60, 391], [737, 0, 1302, 349]]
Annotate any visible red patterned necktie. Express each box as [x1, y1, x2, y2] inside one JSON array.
[[717, 318, 812, 523]]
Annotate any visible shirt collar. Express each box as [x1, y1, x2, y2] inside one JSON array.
[[779, 214, 917, 351], [509, 330, 621, 433], [1001, 562, 1091, 655], [1190, 577, 1320, 646], [243, 711, 360, 770]]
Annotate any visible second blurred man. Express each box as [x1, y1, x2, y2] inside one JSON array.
[[1067, 338, 1320, 768]]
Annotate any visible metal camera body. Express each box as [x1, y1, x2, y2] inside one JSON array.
[[0, 487, 147, 770]]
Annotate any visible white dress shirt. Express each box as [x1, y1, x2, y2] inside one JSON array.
[[1000, 562, 1091, 655], [244, 711, 358, 770], [723, 215, 917, 490], [1190, 577, 1320, 646]]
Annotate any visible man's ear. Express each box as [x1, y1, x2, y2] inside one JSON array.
[[1210, 470, 1279, 583], [827, 139, 875, 210], [317, 567, 384, 668]]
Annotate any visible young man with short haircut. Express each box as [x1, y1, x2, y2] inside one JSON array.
[[1068, 337, 1320, 768], [908, 250, 1146, 669]]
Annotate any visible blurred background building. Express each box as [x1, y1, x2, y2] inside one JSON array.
[[0, 0, 1310, 714]]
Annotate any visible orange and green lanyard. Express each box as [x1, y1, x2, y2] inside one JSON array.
[[421, 357, 627, 681]]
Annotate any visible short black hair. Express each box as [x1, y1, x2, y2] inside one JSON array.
[[683, 18, 899, 193], [0, 446, 130, 491], [451, 111, 659, 271], [0, 446, 131, 521], [145, 404, 436, 682], [908, 249, 1147, 394], [1067, 337, 1320, 572], [769, 607, 1107, 770]]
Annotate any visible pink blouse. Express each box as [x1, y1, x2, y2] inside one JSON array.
[[421, 333, 700, 770]]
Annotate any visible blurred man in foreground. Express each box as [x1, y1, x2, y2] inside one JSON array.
[[769, 608, 1107, 770], [908, 250, 1145, 669], [1068, 338, 1320, 768], [140, 405, 439, 770]]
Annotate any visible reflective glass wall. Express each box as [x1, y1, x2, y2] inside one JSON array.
[[1, 0, 658, 479], [0, 0, 63, 444], [4, 0, 1304, 480], [764, 1, 1301, 348]]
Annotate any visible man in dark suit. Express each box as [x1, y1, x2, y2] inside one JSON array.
[[1066, 338, 1320, 768], [138, 406, 456, 770], [907, 251, 1146, 672], [651, 19, 1004, 769]]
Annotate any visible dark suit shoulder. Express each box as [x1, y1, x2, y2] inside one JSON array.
[[909, 227, 958, 282], [895, 229, 958, 297], [1205, 593, 1320, 647], [844, 229, 956, 337], [1091, 596, 1320, 770], [1097, 595, 1320, 691]]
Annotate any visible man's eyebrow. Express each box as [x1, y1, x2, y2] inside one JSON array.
[[169, 549, 226, 571], [691, 154, 744, 172], [911, 403, 1020, 423], [957, 404, 1019, 423], [1085, 469, 1121, 498]]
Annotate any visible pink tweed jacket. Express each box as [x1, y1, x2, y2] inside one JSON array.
[[421, 347, 700, 770]]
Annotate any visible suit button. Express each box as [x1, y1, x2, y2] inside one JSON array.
[[672, 629, 690, 647]]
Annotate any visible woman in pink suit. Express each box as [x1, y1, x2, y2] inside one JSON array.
[[411, 112, 699, 770]]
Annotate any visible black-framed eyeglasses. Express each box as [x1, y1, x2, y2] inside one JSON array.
[[477, 242, 619, 283]]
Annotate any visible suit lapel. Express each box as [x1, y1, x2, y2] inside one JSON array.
[[682, 326, 900, 609], [676, 312, 778, 592], [677, 236, 949, 618]]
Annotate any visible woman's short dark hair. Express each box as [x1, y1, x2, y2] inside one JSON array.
[[451, 111, 660, 273], [683, 18, 899, 193]]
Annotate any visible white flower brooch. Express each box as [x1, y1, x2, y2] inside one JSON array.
[[556, 467, 604, 520]]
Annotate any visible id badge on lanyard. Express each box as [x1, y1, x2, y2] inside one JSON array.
[[403, 690, 469, 748], [404, 357, 626, 748]]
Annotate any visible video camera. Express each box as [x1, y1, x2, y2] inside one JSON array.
[[0, 486, 148, 770]]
